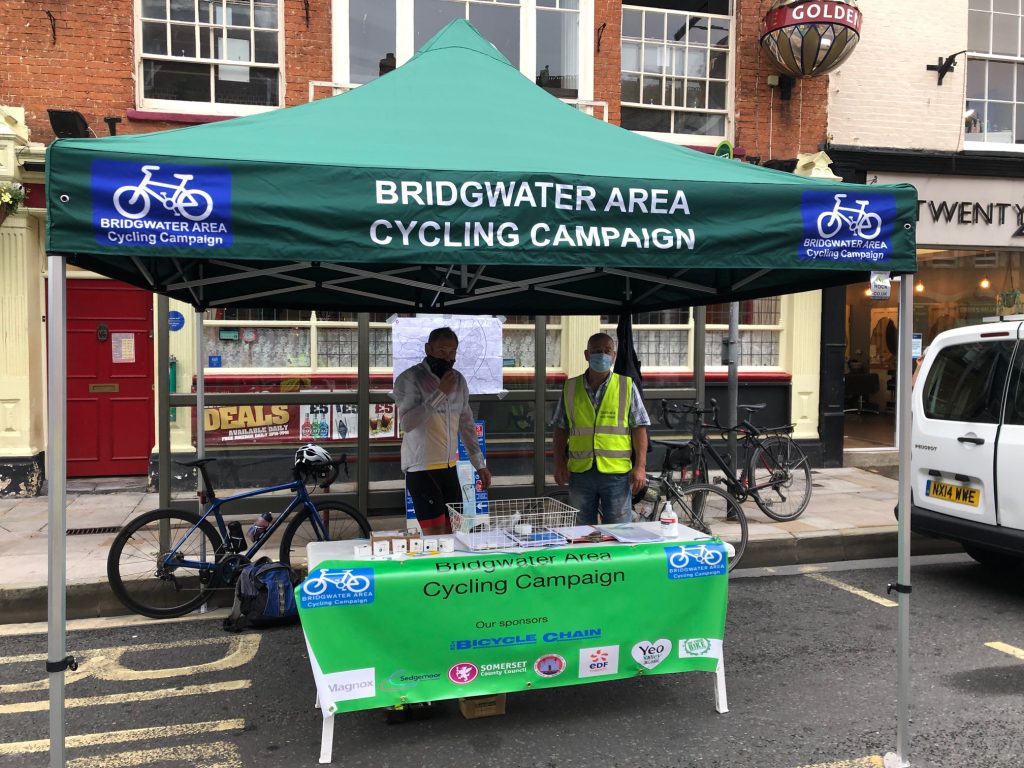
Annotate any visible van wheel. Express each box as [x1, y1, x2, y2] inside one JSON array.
[[963, 545, 1023, 570]]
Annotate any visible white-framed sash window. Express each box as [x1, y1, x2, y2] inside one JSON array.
[[137, 0, 284, 115], [333, 0, 594, 102]]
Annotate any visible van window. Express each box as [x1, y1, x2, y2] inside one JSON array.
[[1004, 345, 1024, 425], [921, 340, 1015, 423]]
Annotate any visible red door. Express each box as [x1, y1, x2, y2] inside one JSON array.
[[64, 280, 154, 477]]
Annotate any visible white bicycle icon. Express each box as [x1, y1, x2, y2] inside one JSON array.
[[113, 164, 214, 221], [816, 193, 882, 240], [669, 544, 724, 569], [302, 568, 372, 596]]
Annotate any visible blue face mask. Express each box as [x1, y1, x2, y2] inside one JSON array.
[[588, 353, 613, 373]]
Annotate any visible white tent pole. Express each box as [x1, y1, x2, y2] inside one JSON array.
[[885, 273, 914, 768], [46, 254, 70, 768]]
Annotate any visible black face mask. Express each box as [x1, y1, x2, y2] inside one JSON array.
[[426, 356, 455, 377]]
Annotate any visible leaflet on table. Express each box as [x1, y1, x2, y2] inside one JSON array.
[[554, 525, 616, 543], [455, 529, 514, 551], [594, 524, 665, 543]]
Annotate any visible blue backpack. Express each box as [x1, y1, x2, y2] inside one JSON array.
[[223, 558, 300, 632]]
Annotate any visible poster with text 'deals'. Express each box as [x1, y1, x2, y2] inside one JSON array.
[[391, 316, 503, 395]]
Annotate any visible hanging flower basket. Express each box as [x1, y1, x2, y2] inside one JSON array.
[[0, 181, 26, 227], [1000, 289, 1021, 309]]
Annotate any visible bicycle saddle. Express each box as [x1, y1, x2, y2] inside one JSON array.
[[175, 458, 218, 468], [739, 403, 767, 412]]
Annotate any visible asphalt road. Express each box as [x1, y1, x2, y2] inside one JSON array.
[[1, 553, 1021, 768]]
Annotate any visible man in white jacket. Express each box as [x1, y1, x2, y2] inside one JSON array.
[[393, 326, 492, 534]]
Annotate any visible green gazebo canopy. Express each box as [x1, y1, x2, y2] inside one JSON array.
[[46, 20, 917, 313]]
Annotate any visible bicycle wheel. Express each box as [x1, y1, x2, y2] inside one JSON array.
[[669, 483, 747, 571], [107, 508, 223, 619], [279, 502, 372, 576], [749, 435, 812, 521]]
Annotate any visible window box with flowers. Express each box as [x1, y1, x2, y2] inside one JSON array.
[[0, 182, 26, 226]]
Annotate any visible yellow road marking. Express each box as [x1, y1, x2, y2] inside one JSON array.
[[798, 757, 884, 768], [0, 679, 250, 715], [986, 641, 1024, 660], [1, 635, 260, 693], [67, 740, 242, 768], [806, 574, 898, 607], [0, 718, 244, 755]]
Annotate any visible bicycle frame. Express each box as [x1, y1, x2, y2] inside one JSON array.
[[161, 477, 327, 572]]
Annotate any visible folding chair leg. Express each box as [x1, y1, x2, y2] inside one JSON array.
[[714, 657, 729, 713], [319, 714, 335, 764]]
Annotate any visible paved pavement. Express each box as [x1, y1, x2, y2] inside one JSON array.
[[0, 467, 959, 624]]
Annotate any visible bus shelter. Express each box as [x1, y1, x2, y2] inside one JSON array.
[[44, 20, 919, 768]]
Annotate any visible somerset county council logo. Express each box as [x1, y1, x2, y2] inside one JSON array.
[[91, 160, 233, 249], [798, 190, 896, 264], [533, 654, 566, 678], [448, 662, 479, 685]]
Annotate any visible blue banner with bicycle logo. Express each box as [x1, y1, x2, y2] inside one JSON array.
[[91, 160, 233, 249], [799, 190, 896, 263], [665, 543, 727, 580], [299, 567, 376, 608]]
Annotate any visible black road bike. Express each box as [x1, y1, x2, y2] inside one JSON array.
[[661, 399, 812, 522]]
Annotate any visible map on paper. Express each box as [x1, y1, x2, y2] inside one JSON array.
[[391, 315, 504, 394]]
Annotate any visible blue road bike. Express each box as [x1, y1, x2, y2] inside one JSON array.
[[107, 450, 370, 619]]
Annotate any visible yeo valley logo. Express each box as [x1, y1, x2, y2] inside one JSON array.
[[91, 160, 233, 249]]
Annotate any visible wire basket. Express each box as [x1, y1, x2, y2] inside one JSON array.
[[447, 497, 578, 549]]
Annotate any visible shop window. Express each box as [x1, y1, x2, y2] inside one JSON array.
[[139, 0, 282, 115], [339, 0, 589, 101], [966, 1, 1024, 148], [201, 311, 562, 373], [620, 1, 732, 144], [602, 297, 782, 368]]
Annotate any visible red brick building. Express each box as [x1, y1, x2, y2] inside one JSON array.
[[0, 1, 831, 493]]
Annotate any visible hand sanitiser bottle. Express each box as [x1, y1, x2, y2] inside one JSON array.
[[660, 501, 678, 538]]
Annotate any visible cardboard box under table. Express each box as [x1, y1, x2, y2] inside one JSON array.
[[298, 522, 730, 764]]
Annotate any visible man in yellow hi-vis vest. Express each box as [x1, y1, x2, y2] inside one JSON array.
[[553, 333, 650, 524]]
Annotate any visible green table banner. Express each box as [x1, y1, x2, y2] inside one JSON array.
[[297, 540, 729, 715]]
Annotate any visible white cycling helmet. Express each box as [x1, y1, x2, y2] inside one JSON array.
[[295, 443, 332, 468]]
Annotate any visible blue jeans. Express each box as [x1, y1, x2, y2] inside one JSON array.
[[569, 467, 633, 525]]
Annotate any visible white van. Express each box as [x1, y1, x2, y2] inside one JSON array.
[[911, 317, 1024, 566]]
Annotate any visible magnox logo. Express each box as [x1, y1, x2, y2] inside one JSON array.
[[448, 663, 479, 685], [321, 668, 375, 702], [91, 160, 233, 249]]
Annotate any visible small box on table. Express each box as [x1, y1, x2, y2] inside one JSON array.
[[369, 528, 422, 555]]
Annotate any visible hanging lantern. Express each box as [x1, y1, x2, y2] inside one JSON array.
[[760, 0, 863, 78]]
